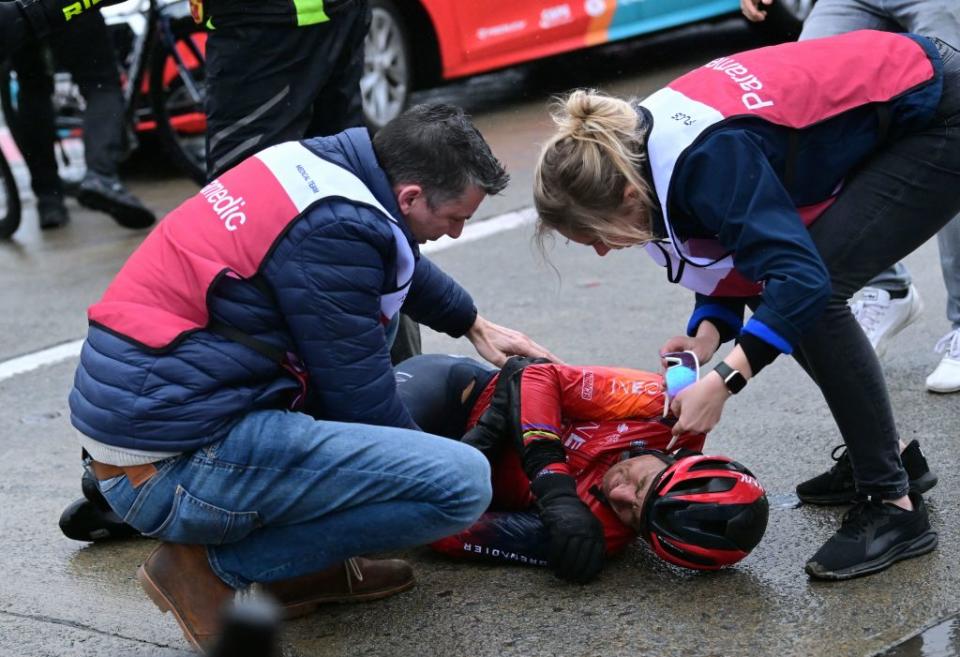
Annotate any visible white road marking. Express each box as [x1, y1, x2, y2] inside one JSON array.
[[0, 339, 84, 383], [0, 207, 538, 382]]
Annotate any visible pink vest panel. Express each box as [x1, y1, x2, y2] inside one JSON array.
[[90, 142, 414, 348], [670, 30, 933, 127], [639, 31, 935, 297]]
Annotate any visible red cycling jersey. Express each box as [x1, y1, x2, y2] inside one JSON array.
[[432, 363, 705, 566]]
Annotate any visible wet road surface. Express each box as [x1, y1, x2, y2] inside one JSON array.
[[1, 17, 958, 657]]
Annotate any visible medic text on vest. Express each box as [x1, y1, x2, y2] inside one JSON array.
[[199, 179, 247, 231], [704, 57, 774, 111]]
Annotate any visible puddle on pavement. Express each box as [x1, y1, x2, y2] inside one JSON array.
[[878, 615, 960, 657], [766, 492, 802, 509]]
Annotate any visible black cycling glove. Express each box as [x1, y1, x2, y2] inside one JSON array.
[[531, 474, 605, 584]]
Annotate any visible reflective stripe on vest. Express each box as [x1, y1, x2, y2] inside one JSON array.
[[89, 141, 414, 349], [639, 30, 937, 297]]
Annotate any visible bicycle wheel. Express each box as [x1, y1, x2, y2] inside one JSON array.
[[149, 16, 207, 185], [0, 142, 22, 239]]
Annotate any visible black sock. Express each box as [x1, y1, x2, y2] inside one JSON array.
[[888, 288, 909, 299]]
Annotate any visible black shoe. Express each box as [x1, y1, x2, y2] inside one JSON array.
[[796, 440, 938, 505], [805, 492, 937, 580], [76, 172, 155, 229], [37, 195, 70, 230], [58, 497, 142, 542], [58, 469, 141, 542]]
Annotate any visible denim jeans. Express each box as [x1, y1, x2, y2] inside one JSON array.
[[777, 38, 960, 497], [98, 410, 492, 588], [800, 0, 960, 324]]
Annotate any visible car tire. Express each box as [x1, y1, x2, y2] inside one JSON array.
[[363, 0, 412, 132]]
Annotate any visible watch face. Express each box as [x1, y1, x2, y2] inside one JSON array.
[[725, 371, 746, 394], [714, 362, 746, 394]]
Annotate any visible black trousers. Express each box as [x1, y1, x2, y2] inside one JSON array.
[[767, 38, 960, 498], [9, 9, 123, 198], [203, 0, 370, 179]]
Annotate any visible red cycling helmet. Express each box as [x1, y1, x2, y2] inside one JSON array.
[[640, 454, 769, 570]]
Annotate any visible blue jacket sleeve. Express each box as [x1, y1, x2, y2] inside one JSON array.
[[689, 294, 745, 344], [673, 130, 831, 354], [265, 203, 418, 430], [402, 256, 478, 337]]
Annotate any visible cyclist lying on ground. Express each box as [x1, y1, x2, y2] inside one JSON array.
[[396, 354, 769, 582], [60, 352, 769, 583]]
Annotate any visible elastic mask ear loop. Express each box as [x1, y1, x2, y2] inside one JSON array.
[[638, 463, 672, 540]]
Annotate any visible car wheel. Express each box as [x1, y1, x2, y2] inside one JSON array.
[[363, 0, 412, 132]]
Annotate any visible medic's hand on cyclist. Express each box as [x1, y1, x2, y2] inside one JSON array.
[[531, 474, 605, 584], [466, 314, 562, 367], [740, 0, 774, 22], [669, 344, 754, 440]]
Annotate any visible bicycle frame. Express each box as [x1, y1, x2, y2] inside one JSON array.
[[105, 0, 204, 133]]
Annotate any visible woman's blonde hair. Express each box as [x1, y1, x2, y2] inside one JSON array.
[[533, 89, 654, 250]]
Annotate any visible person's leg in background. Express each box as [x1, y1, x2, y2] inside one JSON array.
[[204, 3, 369, 180], [99, 411, 491, 648], [302, 0, 369, 137], [51, 9, 155, 229], [801, 0, 960, 360], [888, 0, 960, 393], [926, 216, 960, 392], [7, 43, 69, 229], [799, 0, 924, 356], [204, 24, 321, 179], [298, 0, 422, 365]]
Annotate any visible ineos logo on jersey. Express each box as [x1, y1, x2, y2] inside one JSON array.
[[609, 378, 662, 396], [199, 179, 247, 232], [705, 57, 774, 111]]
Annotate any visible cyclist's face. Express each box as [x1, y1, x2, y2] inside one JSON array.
[[600, 455, 667, 530], [397, 184, 485, 243]]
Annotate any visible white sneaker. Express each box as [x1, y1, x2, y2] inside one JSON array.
[[849, 285, 924, 358], [926, 328, 960, 393]]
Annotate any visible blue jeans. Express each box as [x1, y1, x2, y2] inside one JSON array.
[[800, 0, 960, 327], [98, 410, 492, 588]]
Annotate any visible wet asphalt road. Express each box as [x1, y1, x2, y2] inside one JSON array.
[[1, 17, 958, 657]]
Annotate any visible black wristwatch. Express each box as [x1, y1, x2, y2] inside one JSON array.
[[713, 361, 747, 395]]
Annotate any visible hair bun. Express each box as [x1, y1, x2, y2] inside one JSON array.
[[554, 89, 636, 138]]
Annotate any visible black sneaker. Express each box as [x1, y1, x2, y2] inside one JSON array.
[[76, 172, 156, 229], [796, 440, 938, 505], [58, 469, 141, 542], [37, 195, 70, 230], [805, 492, 937, 580]]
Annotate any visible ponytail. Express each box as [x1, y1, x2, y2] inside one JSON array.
[[533, 90, 654, 250]]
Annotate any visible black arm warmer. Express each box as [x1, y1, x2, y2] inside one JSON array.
[[737, 331, 782, 376]]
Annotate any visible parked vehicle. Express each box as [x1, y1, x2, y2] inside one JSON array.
[[361, 0, 816, 129], [1, 0, 814, 193]]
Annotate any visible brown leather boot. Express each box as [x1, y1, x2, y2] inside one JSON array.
[[137, 543, 236, 653], [263, 557, 415, 619]]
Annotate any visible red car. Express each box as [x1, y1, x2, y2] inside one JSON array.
[[361, 0, 814, 128]]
